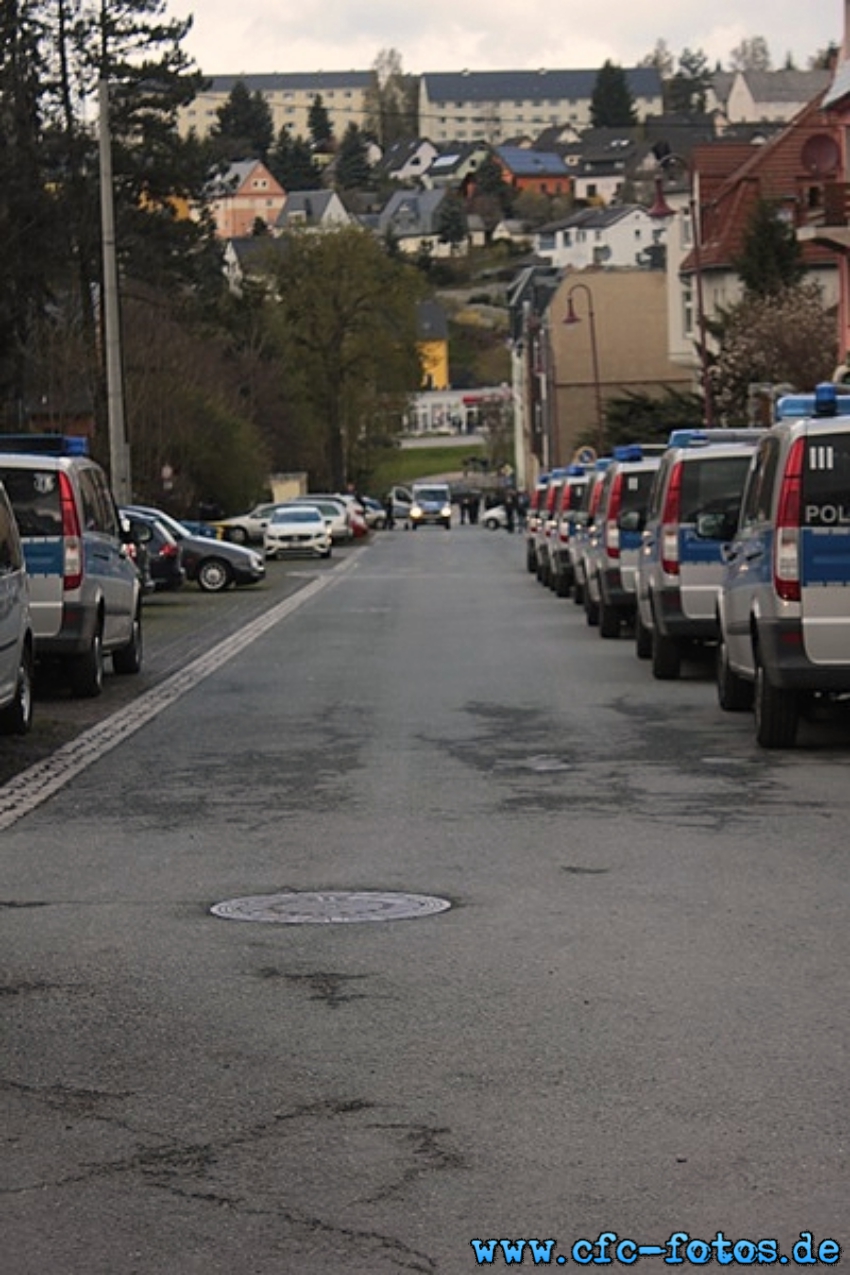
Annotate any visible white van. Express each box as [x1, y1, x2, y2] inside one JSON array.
[[409, 482, 452, 530]]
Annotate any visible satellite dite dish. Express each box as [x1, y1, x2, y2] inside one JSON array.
[[801, 134, 841, 177]]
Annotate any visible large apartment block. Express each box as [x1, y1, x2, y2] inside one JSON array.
[[419, 68, 664, 143], [178, 66, 663, 144], [177, 72, 373, 140]]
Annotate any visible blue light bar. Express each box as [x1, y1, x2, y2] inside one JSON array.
[[668, 428, 708, 447], [0, 433, 90, 456], [613, 444, 643, 462], [776, 383, 850, 420], [566, 463, 585, 476]]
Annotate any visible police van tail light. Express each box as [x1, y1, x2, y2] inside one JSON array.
[[59, 471, 83, 590], [774, 437, 804, 603], [604, 473, 623, 559], [661, 460, 683, 576]]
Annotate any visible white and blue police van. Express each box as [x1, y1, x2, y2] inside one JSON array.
[[636, 427, 764, 678], [716, 383, 850, 746], [0, 435, 143, 697]]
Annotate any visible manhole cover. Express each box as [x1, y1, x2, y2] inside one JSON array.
[[210, 890, 452, 925]]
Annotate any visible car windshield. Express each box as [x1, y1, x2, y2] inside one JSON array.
[[0, 467, 62, 535], [415, 489, 448, 503], [273, 508, 322, 524]]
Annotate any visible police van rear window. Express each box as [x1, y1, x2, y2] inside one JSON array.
[[680, 456, 752, 524], [803, 434, 850, 527], [620, 470, 655, 514], [0, 467, 62, 536]]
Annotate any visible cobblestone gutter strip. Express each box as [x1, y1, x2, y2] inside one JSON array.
[[0, 561, 356, 832]]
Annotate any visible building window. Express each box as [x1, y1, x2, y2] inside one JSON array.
[[682, 278, 694, 337], [539, 232, 555, 250]]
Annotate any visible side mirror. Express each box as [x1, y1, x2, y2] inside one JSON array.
[[696, 511, 738, 541], [132, 522, 153, 545]]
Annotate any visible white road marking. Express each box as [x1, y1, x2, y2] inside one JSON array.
[[0, 560, 357, 832]]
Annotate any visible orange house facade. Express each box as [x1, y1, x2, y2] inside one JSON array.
[[494, 146, 572, 197], [206, 161, 286, 239]]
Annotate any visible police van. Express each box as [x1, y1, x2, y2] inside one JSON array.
[[716, 383, 850, 746], [0, 436, 143, 697], [583, 445, 661, 636], [636, 427, 764, 678]]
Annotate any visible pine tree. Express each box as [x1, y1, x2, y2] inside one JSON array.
[[734, 199, 804, 297], [590, 61, 637, 127], [308, 94, 333, 150], [210, 79, 274, 161], [334, 123, 371, 189], [269, 126, 320, 191]]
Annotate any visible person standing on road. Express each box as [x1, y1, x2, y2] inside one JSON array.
[[384, 493, 395, 529]]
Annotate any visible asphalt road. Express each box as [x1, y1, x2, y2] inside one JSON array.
[[2, 524, 849, 1274]]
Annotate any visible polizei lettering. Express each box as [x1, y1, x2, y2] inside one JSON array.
[[805, 504, 850, 525]]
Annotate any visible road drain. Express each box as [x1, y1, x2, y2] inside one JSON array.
[[210, 890, 452, 925]]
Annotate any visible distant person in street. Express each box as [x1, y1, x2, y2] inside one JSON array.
[[384, 493, 395, 529], [504, 489, 517, 534]]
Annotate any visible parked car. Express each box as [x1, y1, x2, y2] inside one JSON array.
[[550, 467, 588, 597], [217, 502, 284, 545], [285, 496, 353, 543], [582, 446, 662, 636], [569, 459, 611, 608], [717, 383, 850, 747], [123, 505, 265, 592], [388, 485, 413, 523], [636, 427, 764, 676], [121, 510, 186, 591], [0, 479, 34, 734], [264, 505, 332, 559], [525, 475, 551, 573], [482, 504, 508, 530], [361, 497, 387, 530], [0, 436, 142, 697], [535, 471, 568, 585]]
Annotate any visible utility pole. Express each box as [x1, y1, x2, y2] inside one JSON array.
[[98, 69, 131, 501]]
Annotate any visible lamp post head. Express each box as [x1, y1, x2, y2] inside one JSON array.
[[563, 296, 580, 326]]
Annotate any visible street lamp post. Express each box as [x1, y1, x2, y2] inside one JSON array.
[[649, 156, 716, 428], [563, 282, 604, 454]]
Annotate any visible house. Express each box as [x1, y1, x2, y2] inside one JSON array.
[[378, 139, 439, 184], [798, 2, 850, 362], [178, 71, 373, 141], [659, 90, 841, 378], [205, 160, 286, 239], [533, 206, 667, 271], [712, 69, 833, 125], [423, 143, 491, 192], [417, 300, 449, 391], [222, 235, 290, 294], [419, 68, 663, 144], [378, 189, 457, 256], [494, 146, 571, 196], [275, 190, 352, 232]]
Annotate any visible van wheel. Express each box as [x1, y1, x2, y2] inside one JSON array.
[[572, 576, 584, 606], [0, 646, 33, 735], [599, 599, 620, 639], [754, 660, 799, 748], [197, 557, 232, 592], [228, 527, 248, 544], [555, 572, 571, 598], [716, 636, 752, 711], [113, 606, 143, 675], [584, 586, 599, 627], [651, 630, 681, 680], [635, 611, 652, 660], [71, 623, 104, 698]]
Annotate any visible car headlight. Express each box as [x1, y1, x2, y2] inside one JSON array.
[[441, 505, 451, 518], [410, 505, 423, 518]]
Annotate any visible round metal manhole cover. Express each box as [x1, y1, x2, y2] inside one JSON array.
[[210, 890, 452, 925]]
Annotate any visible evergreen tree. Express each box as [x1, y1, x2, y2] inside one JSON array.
[[308, 94, 333, 150], [334, 122, 371, 189], [436, 193, 467, 249], [590, 61, 637, 127], [269, 126, 320, 191], [665, 48, 712, 114], [733, 199, 804, 297], [210, 79, 274, 161]]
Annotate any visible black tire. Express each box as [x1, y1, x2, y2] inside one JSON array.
[[651, 629, 681, 680], [321, 547, 332, 559], [71, 621, 104, 698], [716, 636, 753, 711], [0, 644, 33, 735], [555, 572, 571, 599], [228, 527, 248, 545], [112, 606, 143, 675], [599, 598, 620, 639], [484, 517, 499, 530], [584, 582, 599, 627], [754, 660, 799, 748], [572, 575, 584, 606], [635, 610, 652, 660], [197, 557, 233, 592], [526, 547, 537, 574]]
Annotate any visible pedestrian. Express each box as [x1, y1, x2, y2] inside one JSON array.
[[504, 489, 516, 534], [384, 493, 395, 530], [460, 494, 470, 525]]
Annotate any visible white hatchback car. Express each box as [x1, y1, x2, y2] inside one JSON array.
[[264, 506, 332, 559]]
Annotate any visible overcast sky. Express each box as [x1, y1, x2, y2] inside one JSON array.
[[166, 1, 838, 79]]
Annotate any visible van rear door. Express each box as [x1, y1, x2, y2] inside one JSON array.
[[800, 426, 850, 664]]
